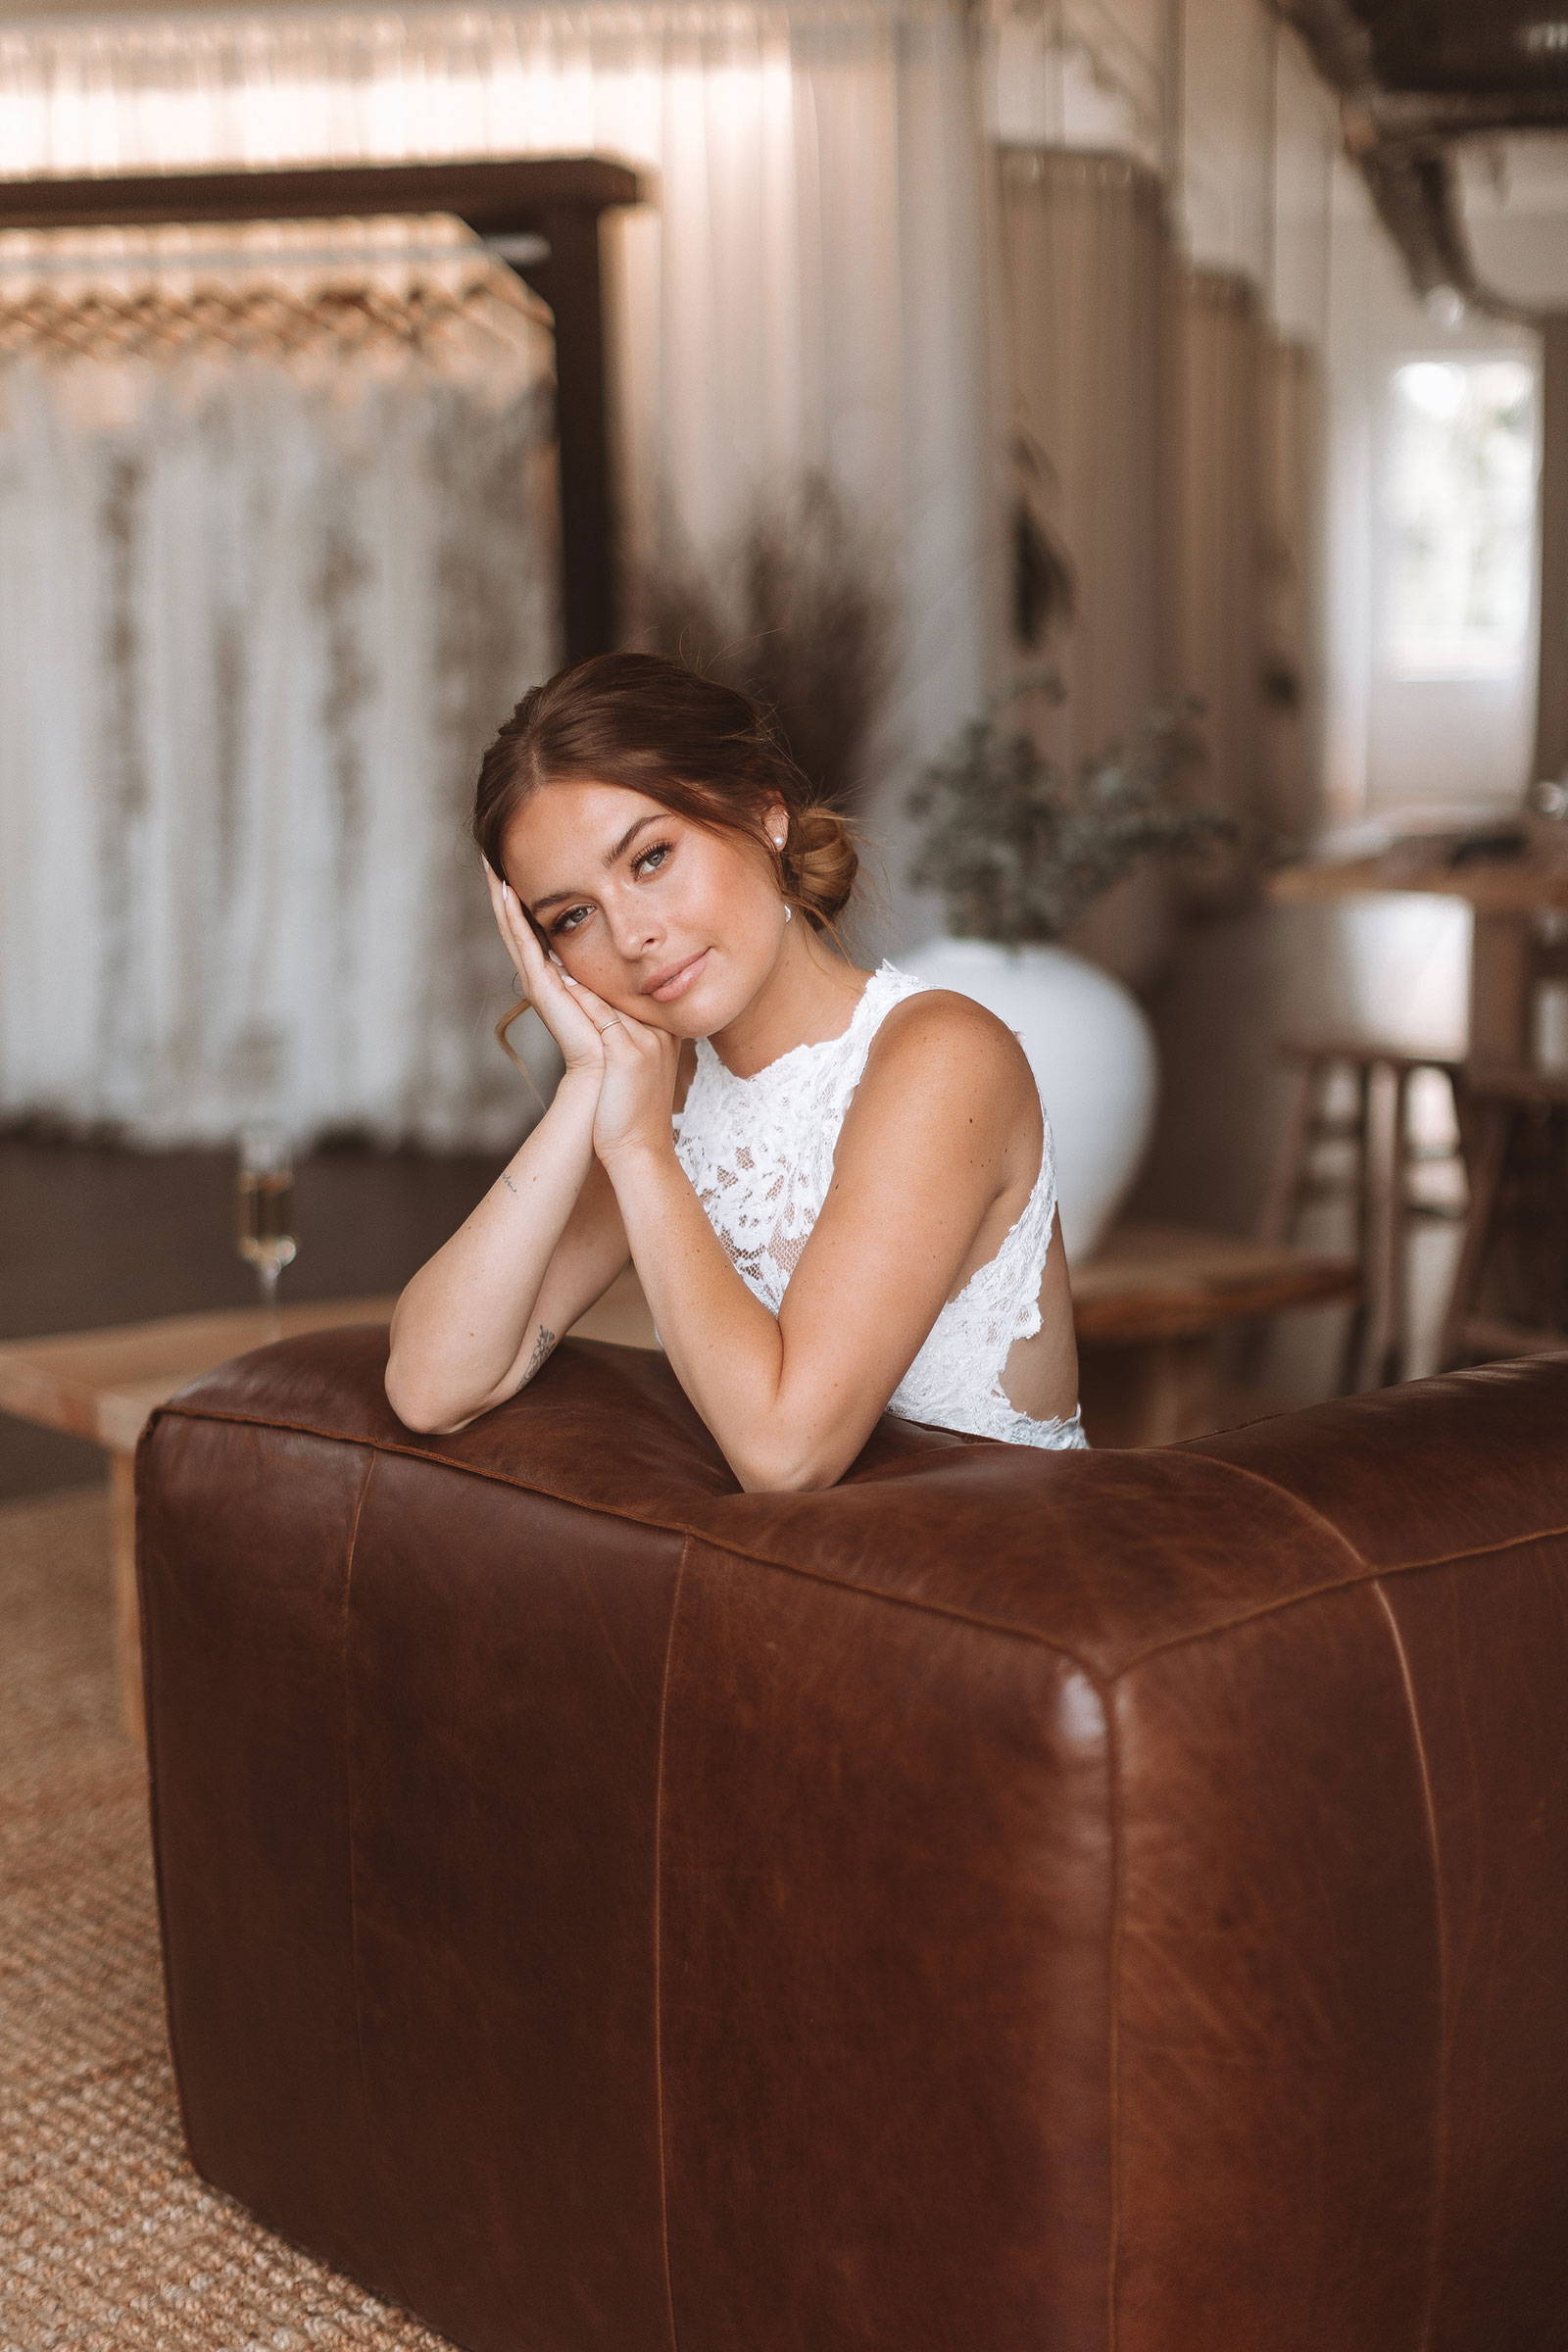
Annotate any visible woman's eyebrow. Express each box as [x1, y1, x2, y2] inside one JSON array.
[[527, 812, 664, 916]]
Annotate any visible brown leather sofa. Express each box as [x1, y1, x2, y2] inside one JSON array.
[[133, 1327, 1568, 2352]]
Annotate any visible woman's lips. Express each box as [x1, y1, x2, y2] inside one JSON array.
[[646, 949, 710, 1002]]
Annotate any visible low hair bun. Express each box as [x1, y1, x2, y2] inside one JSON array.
[[786, 802, 859, 931]]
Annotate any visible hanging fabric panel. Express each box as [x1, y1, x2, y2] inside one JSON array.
[[1177, 0, 1274, 284], [995, 143, 1180, 982], [1170, 264, 1267, 900], [999, 145, 1172, 758], [1259, 331, 1324, 846], [0, 250, 562, 1150]]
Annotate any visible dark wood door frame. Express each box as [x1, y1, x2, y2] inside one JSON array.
[[0, 155, 645, 662]]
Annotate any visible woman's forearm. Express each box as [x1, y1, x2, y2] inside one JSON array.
[[385, 1068, 601, 1430], [603, 1136, 790, 1490]]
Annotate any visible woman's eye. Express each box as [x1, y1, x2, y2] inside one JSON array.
[[550, 841, 671, 936]]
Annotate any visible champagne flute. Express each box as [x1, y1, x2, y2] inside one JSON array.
[[236, 1121, 298, 1332]]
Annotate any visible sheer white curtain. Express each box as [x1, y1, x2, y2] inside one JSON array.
[[0, 0, 1000, 1154], [0, 291, 562, 1149]]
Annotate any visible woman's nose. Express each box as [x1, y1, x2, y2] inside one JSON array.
[[607, 906, 661, 960]]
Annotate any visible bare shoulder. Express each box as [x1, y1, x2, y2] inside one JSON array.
[[860, 985, 1035, 1107], [842, 986, 1038, 1192]]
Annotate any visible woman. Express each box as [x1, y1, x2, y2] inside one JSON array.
[[385, 651, 1086, 1483]]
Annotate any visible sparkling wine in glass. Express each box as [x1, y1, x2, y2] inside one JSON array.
[[236, 1122, 298, 1325]]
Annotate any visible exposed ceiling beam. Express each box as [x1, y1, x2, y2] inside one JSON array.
[[1274, 0, 1547, 323], [1353, 138, 1538, 322], [1368, 89, 1568, 141]]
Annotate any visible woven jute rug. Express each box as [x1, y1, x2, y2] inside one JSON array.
[[0, 1483, 451, 2352]]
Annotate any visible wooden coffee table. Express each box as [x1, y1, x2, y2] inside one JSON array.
[[0, 1298, 400, 1745], [0, 1280, 662, 1746], [0, 1227, 1353, 1744]]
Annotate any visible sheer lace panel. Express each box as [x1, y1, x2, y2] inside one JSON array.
[[667, 957, 1088, 1451]]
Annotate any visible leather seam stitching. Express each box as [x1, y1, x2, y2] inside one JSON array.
[[1119, 1536, 1545, 1671], [1160, 1450, 1367, 1570], [161, 1401, 1567, 1680], [653, 1534, 690, 2352], [131, 1429, 205, 2181], [146, 1405, 1111, 1689], [1373, 1581, 1448, 2352], [339, 1449, 410, 2309]]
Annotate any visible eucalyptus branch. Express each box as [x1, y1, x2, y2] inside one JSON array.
[[904, 679, 1241, 946]]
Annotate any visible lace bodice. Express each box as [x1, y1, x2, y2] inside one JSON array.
[[664, 957, 1088, 1451]]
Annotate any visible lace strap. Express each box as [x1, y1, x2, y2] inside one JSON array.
[[823, 965, 932, 1115]]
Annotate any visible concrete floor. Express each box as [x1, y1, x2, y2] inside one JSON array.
[[0, 892, 1478, 1501]]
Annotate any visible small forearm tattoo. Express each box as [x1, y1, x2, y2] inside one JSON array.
[[500, 1171, 519, 1198], [524, 1325, 559, 1381]]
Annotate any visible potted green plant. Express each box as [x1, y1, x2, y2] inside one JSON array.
[[900, 676, 1237, 1259]]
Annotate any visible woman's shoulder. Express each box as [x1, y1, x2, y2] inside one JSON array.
[[856, 980, 1040, 1152], [829, 978, 1041, 1206], [870, 980, 1035, 1093]]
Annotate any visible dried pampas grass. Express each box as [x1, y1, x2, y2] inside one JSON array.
[[628, 466, 898, 819]]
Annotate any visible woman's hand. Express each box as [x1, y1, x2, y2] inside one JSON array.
[[483, 856, 607, 1076], [541, 964, 681, 1168]]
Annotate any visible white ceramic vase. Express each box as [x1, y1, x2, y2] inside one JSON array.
[[898, 934, 1158, 1263]]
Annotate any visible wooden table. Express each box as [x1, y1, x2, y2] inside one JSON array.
[[0, 1227, 1352, 1742], [0, 1276, 666, 1744], [0, 1297, 401, 1745], [1269, 834, 1568, 1066]]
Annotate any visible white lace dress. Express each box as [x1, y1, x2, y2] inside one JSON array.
[[663, 956, 1089, 1450]]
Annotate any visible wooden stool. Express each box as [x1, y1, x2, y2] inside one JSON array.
[[1438, 1063, 1568, 1368], [1259, 1036, 1468, 1391]]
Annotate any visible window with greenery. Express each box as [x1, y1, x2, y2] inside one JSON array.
[[1382, 356, 1536, 680]]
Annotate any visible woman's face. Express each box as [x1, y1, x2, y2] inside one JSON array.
[[499, 778, 788, 1031]]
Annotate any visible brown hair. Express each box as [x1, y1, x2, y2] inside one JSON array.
[[472, 650, 865, 1073]]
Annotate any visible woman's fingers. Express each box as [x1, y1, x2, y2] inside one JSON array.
[[556, 972, 616, 1024], [478, 856, 662, 1068], [493, 878, 547, 985], [481, 858, 607, 1072], [482, 858, 522, 965], [556, 971, 652, 1039], [501, 889, 534, 970]]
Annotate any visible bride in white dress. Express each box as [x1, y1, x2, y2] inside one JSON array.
[[385, 651, 1087, 1481]]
